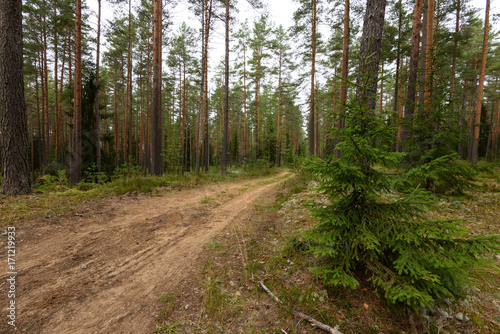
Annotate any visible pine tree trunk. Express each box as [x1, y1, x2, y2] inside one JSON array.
[[356, 0, 387, 111], [418, 0, 428, 106], [95, 0, 102, 172], [276, 53, 282, 167], [221, 0, 229, 175], [493, 97, 499, 161], [127, 0, 133, 161], [450, 0, 460, 99], [309, 0, 317, 156], [203, 0, 212, 172], [151, 0, 163, 175], [196, 0, 205, 176], [42, 19, 50, 165], [424, 0, 435, 115], [53, 1, 60, 164], [486, 99, 494, 160], [0, 0, 31, 194], [393, 0, 402, 115], [470, 0, 490, 164], [59, 28, 68, 164], [335, 0, 349, 158], [404, 0, 422, 142], [114, 69, 119, 166], [243, 48, 248, 170], [146, 35, 151, 173], [71, 0, 82, 185]]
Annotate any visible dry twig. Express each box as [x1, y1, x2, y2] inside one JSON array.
[[259, 281, 343, 334]]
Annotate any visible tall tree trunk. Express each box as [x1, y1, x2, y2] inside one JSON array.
[[356, 0, 387, 111], [71, 0, 82, 185], [470, 0, 490, 164], [203, 0, 213, 172], [37, 55, 45, 172], [404, 0, 422, 142], [53, 1, 60, 163], [486, 98, 494, 160], [151, 0, 163, 175], [255, 49, 261, 161], [114, 69, 119, 166], [221, 0, 229, 175], [95, 0, 102, 172], [0, 0, 31, 194], [182, 61, 187, 174], [379, 62, 384, 112], [35, 68, 42, 173], [457, 83, 467, 159], [418, 0, 428, 106], [42, 18, 50, 164], [276, 52, 282, 167], [243, 47, 248, 170], [450, 0, 460, 99], [393, 0, 402, 115], [59, 28, 67, 163], [127, 0, 133, 161], [493, 96, 499, 161], [146, 34, 151, 173], [309, 0, 317, 156], [196, 0, 205, 176], [424, 0, 435, 115]]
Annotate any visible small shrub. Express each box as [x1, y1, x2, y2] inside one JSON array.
[[401, 154, 478, 194]]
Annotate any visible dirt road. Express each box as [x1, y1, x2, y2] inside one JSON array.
[[0, 172, 290, 333]]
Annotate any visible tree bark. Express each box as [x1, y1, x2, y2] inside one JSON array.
[[403, 0, 422, 142], [470, 0, 490, 164], [356, 0, 387, 111], [309, 0, 317, 156], [0, 0, 31, 194], [151, 0, 163, 175], [203, 0, 213, 172], [424, 0, 435, 115], [71, 0, 82, 185], [450, 0, 460, 99], [95, 0, 102, 172], [221, 0, 229, 175], [276, 52, 282, 167], [418, 0, 427, 107]]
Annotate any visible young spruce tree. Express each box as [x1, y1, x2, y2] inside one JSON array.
[[304, 55, 499, 310]]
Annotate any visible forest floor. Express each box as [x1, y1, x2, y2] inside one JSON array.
[[0, 170, 292, 333], [152, 166, 500, 334], [1, 165, 499, 334]]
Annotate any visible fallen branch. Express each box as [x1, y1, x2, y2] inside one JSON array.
[[259, 282, 343, 334]]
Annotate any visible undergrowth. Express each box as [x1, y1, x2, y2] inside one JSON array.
[[0, 166, 283, 228], [153, 168, 500, 333]]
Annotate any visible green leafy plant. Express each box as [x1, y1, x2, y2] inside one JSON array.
[[304, 61, 499, 310]]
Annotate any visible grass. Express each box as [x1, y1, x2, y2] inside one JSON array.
[[153, 164, 500, 333], [0, 167, 284, 229]]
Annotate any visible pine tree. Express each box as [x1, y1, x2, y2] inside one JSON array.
[[71, 0, 82, 185], [469, 0, 490, 165], [249, 14, 272, 161], [221, 0, 230, 175], [151, 0, 163, 175], [304, 54, 499, 310], [0, 0, 31, 194]]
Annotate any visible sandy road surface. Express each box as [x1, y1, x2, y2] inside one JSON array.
[[0, 172, 290, 333]]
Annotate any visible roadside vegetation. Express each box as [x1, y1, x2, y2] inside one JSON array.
[[0, 162, 280, 229], [154, 164, 500, 334]]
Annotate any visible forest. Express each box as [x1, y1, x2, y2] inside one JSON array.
[[0, 0, 500, 333], [0, 0, 497, 188]]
